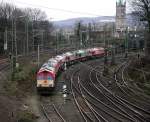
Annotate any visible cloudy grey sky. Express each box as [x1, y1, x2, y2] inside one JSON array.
[[3, 0, 129, 21]]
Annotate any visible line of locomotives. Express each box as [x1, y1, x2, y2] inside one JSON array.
[[37, 47, 105, 93]]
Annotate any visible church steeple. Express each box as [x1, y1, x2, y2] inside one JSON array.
[[116, 0, 126, 6], [116, 0, 126, 31]]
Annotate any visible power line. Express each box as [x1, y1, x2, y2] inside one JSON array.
[[11, 0, 101, 17]]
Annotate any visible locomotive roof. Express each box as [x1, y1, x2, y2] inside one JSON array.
[[48, 58, 58, 63], [42, 63, 48, 67], [55, 55, 63, 58], [39, 65, 55, 72], [76, 50, 85, 53], [94, 47, 104, 50], [37, 67, 55, 79], [89, 47, 103, 51], [55, 55, 65, 60], [47, 60, 58, 67], [93, 48, 99, 50], [64, 52, 74, 56]]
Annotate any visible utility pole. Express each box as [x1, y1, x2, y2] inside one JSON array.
[[9, 52, 13, 79], [14, 20, 18, 64], [4, 27, 8, 51], [11, 19, 15, 76], [88, 23, 91, 48], [41, 30, 44, 53], [12, 19, 14, 55], [26, 19, 29, 55], [56, 32, 58, 55], [77, 22, 81, 49], [111, 23, 116, 65], [32, 21, 35, 52], [80, 30, 82, 48], [111, 47, 115, 65], [125, 27, 129, 58], [38, 44, 40, 67], [103, 24, 108, 76]]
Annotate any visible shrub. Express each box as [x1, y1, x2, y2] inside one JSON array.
[[17, 111, 37, 122], [13, 71, 27, 81]]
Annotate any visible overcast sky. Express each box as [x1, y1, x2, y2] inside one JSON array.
[[3, 0, 129, 21]]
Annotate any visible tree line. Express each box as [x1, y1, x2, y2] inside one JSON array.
[[131, 0, 150, 58], [0, 2, 54, 56]]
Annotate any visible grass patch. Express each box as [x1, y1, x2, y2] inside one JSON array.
[[17, 110, 37, 122], [127, 58, 150, 95], [4, 63, 38, 96], [12, 68, 28, 81], [4, 80, 18, 95]]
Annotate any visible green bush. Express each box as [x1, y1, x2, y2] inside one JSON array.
[[13, 71, 27, 81], [18, 118, 34, 122], [12, 65, 38, 82], [17, 111, 37, 122]]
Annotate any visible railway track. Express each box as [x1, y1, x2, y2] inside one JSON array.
[[65, 55, 150, 122], [94, 62, 150, 121], [112, 60, 150, 105], [0, 63, 9, 71], [122, 61, 150, 99], [83, 66, 140, 121], [41, 103, 66, 122], [0, 57, 9, 71], [69, 61, 128, 121], [71, 69, 105, 122], [95, 70, 147, 121], [40, 96, 67, 122]]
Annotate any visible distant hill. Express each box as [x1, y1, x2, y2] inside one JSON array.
[[53, 16, 115, 28], [53, 14, 145, 29]]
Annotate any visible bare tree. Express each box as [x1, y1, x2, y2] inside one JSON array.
[[24, 8, 47, 21], [130, 0, 150, 57], [0, 3, 15, 30], [0, 3, 15, 54], [0, 2, 53, 55], [0, 3, 15, 20]]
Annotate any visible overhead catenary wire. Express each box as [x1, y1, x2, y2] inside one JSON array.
[[7, 0, 101, 17], [3, 0, 147, 22]]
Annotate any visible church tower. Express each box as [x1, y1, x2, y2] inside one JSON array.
[[116, 0, 126, 31]]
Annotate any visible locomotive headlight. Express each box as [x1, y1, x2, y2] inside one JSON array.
[[37, 80, 42, 87], [37, 84, 42, 87], [49, 80, 54, 87]]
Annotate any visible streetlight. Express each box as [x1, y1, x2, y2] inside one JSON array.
[[124, 26, 129, 58], [111, 24, 116, 65], [25, 18, 29, 55], [134, 26, 137, 50]]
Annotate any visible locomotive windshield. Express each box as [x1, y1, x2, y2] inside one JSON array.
[[37, 71, 53, 81]]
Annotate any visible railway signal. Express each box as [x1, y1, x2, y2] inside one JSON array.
[[4, 27, 8, 51], [9, 53, 12, 60], [64, 62, 67, 71], [111, 46, 115, 65], [63, 94, 67, 98], [62, 84, 67, 93], [38, 44, 40, 67], [62, 84, 67, 104]]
